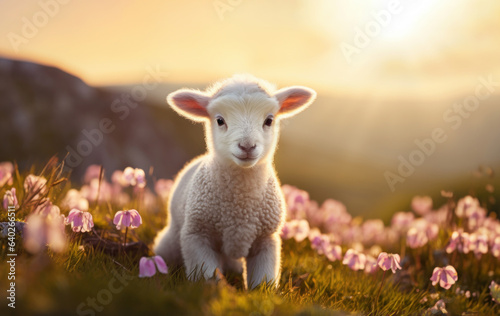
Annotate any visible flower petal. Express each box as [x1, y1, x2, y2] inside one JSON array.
[[430, 267, 441, 284], [122, 211, 131, 228], [113, 211, 124, 225], [139, 257, 156, 278], [153, 256, 168, 274], [72, 211, 84, 229], [129, 209, 142, 228]]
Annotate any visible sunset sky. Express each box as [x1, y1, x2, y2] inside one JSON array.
[[1, 0, 499, 98]]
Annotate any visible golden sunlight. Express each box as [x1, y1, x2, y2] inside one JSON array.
[[0, 0, 498, 97]]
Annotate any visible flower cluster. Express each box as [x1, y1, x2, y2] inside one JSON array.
[[56, 166, 174, 216], [281, 185, 499, 298], [444, 196, 500, 259], [122, 167, 146, 188]]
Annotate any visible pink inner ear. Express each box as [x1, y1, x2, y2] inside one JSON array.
[[281, 94, 308, 112], [278, 89, 313, 114], [172, 93, 209, 118]]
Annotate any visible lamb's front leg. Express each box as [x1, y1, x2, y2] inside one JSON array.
[[181, 228, 221, 281], [246, 233, 281, 289]]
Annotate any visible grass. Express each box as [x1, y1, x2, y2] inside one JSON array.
[[0, 159, 499, 315], [3, 240, 497, 316]]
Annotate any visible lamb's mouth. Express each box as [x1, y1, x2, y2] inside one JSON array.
[[233, 154, 258, 162]]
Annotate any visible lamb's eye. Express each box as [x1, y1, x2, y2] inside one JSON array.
[[264, 117, 273, 127], [216, 117, 226, 127]]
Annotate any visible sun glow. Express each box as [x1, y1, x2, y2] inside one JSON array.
[[380, 0, 444, 41], [0, 0, 495, 97], [318, 0, 466, 42]]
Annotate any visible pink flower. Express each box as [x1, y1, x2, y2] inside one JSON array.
[[139, 256, 168, 277], [325, 244, 342, 262], [282, 185, 310, 220], [411, 218, 439, 241], [281, 219, 309, 242], [446, 230, 471, 254], [391, 212, 414, 233], [340, 225, 362, 245], [155, 179, 174, 200], [364, 255, 378, 274], [382, 227, 400, 246], [322, 199, 351, 229], [455, 196, 480, 218], [34, 199, 61, 217], [469, 233, 488, 258], [483, 217, 500, 235], [490, 281, 500, 304], [0, 162, 14, 187], [134, 169, 146, 188], [24, 174, 47, 199], [122, 167, 146, 188], [377, 252, 402, 273], [491, 237, 500, 258], [3, 188, 18, 210], [425, 223, 439, 241], [113, 209, 142, 230], [24, 213, 67, 254], [83, 164, 102, 184], [80, 178, 112, 203], [406, 227, 428, 248], [309, 232, 331, 255], [65, 209, 94, 232], [342, 249, 366, 271], [294, 220, 310, 242], [361, 219, 385, 245], [411, 196, 432, 216], [430, 265, 458, 290], [424, 207, 448, 226], [304, 201, 322, 228], [280, 221, 295, 240], [111, 170, 126, 186], [467, 206, 486, 230], [61, 189, 89, 211], [122, 167, 135, 184]]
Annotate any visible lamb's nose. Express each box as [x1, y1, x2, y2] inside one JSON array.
[[238, 143, 256, 153]]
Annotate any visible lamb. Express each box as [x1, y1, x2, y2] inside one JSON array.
[[153, 74, 316, 289]]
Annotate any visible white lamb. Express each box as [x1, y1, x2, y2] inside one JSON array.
[[153, 74, 316, 289]]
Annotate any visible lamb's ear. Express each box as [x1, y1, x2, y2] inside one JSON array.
[[274, 86, 316, 118], [167, 89, 210, 122]]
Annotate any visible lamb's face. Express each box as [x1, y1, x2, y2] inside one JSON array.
[[207, 93, 280, 168], [166, 75, 316, 169]]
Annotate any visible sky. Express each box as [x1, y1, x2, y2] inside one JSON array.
[[1, 0, 500, 98]]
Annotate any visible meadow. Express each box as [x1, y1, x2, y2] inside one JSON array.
[[1, 157, 499, 316]]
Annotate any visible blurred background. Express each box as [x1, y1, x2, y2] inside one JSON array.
[[1, 0, 499, 219]]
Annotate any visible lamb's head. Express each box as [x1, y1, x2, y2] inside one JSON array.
[[167, 75, 316, 168]]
